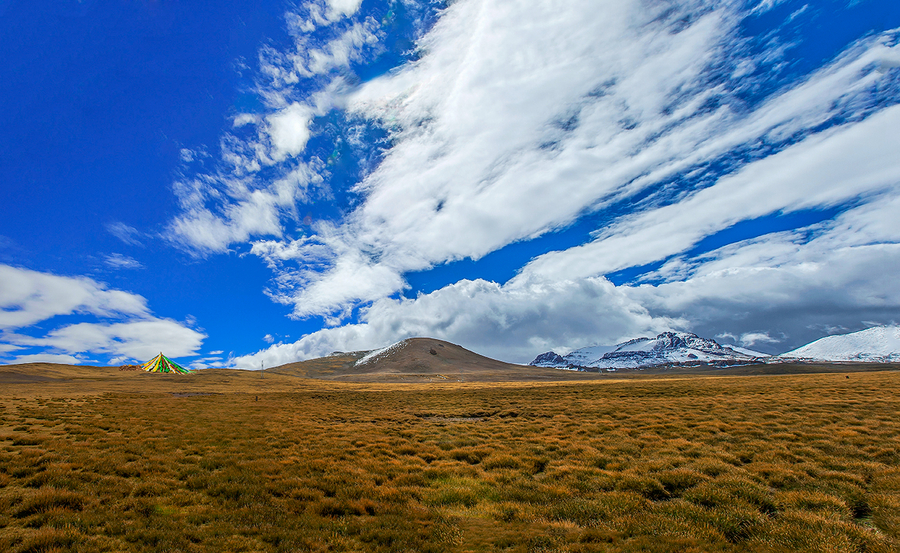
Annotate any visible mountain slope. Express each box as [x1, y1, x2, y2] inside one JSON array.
[[531, 332, 761, 370], [779, 326, 900, 362]]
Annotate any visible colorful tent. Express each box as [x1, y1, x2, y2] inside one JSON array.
[[140, 353, 192, 374]]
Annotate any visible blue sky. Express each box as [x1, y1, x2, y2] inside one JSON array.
[[1, 0, 899, 368]]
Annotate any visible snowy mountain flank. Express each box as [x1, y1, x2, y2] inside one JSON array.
[[778, 326, 900, 363], [531, 332, 764, 370], [533, 326, 900, 371]]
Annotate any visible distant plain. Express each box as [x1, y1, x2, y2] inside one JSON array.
[[1, 345, 899, 552]]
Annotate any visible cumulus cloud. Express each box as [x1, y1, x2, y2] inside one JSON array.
[[0, 265, 205, 364], [266, 103, 313, 161], [325, 0, 363, 21], [233, 275, 680, 367]]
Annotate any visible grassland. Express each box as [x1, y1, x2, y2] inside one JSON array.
[[1, 368, 899, 552]]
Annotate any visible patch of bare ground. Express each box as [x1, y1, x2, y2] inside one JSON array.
[[0, 365, 899, 552]]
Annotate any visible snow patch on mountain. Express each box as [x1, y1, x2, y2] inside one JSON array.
[[779, 326, 900, 362], [355, 339, 408, 366], [531, 332, 761, 370], [561, 345, 616, 367]]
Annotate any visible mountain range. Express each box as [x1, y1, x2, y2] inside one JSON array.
[[530, 331, 764, 371], [530, 326, 900, 370]]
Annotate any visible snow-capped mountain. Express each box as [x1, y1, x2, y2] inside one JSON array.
[[779, 326, 900, 362], [531, 332, 762, 370]]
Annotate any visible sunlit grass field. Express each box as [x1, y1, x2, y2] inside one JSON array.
[[2, 370, 899, 552]]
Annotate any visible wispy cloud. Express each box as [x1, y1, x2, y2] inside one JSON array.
[[104, 253, 143, 270], [107, 222, 144, 247], [238, 2, 899, 321], [167, 0, 899, 362], [165, 9, 381, 256], [522, 103, 900, 282]]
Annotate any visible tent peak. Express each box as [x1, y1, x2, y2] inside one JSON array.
[[140, 353, 192, 374]]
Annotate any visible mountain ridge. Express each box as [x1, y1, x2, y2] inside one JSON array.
[[533, 326, 900, 370], [530, 331, 762, 370]]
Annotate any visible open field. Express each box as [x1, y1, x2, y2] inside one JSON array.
[[1, 365, 899, 552]]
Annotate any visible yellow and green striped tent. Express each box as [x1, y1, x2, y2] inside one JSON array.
[[140, 352, 192, 374]]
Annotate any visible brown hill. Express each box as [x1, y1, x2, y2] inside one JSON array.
[[267, 337, 595, 382]]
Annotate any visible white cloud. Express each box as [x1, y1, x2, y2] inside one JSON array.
[[167, 33, 364, 254], [326, 0, 363, 21], [750, 0, 788, 15], [9, 353, 84, 365], [5, 319, 205, 363], [521, 103, 900, 282], [739, 332, 780, 346], [188, 355, 225, 370], [0, 343, 21, 354], [266, 103, 313, 161], [168, 176, 301, 253], [621, 195, 900, 353], [233, 275, 680, 367], [263, 334, 275, 343], [107, 222, 143, 247], [0, 265, 206, 363], [0, 264, 149, 329], [715, 332, 738, 343], [105, 253, 143, 270], [15, 320, 205, 361], [303, 21, 378, 76], [166, 0, 899, 361], [242, 1, 898, 320], [288, 0, 364, 29]]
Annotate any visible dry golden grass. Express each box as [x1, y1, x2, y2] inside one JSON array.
[[1, 369, 899, 551]]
